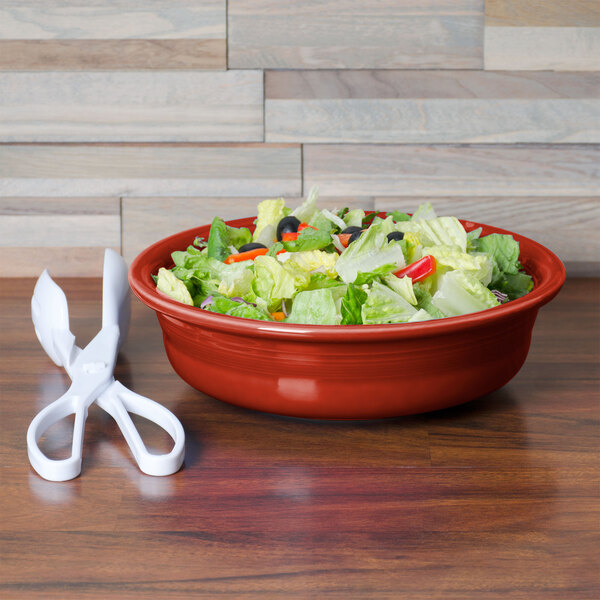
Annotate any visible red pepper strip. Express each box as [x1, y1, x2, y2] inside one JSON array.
[[276, 248, 288, 255], [297, 222, 317, 232], [337, 233, 352, 248], [224, 247, 268, 264], [393, 255, 436, 282], [281, 232, 298, 242]]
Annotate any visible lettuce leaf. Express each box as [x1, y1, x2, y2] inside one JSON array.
[[156, 267, 194, 306], [472, 233, 533, 299], [292, 186, 319, 224], [285, 250, 338, 278], [432, 270, 500, 317], [253, 198, 290, 244], [252, 255, 297, 311], [340, 283, 368, 325], [361, 281, 417, 324], [207, 216, 230, 262], [282, 227, 333, 252], [286, 289, 340, 325], [398, 216, 467, 252], [343, 209, 365, 228], [423, 244, 493, 286], [335, 218, 405, 284], [382, 273, 417, 305]]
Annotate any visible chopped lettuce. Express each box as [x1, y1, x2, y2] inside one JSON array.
[[286, 288, 340, 325], [285, 250, 338, 278], [207, 216, 230, 262], [335, 218, 405, 284], [292, 186, 319, 224], [343, 209, 365, 228], [472, 233, 533, 299], [252, 255, 297, 311], [424, 244, 493, 286], [340, 283, 368, 325], [411, 202, 437, 221], [399, 216, 467, 252], [361, 282, 417, 324], [382, 274, 417, 305], [413, 282, 446, 320], [282, 227, 333, 252], [432, 270, 500, 317], [408, 309, 435, 322], [253, 198, 290, 245], [156, 267, 193, 306]]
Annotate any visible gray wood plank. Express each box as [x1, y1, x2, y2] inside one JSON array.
[[0, 197, 121, 277], [0, 71, 263, 142], [0, 145, 302, 197], [229, 0, 483, 69], [484, 26, 600, 70], [304, 144, 600, 196], [0, 1, 226, 69], [0, 1, 225, 40], [266, 71, 600, 143]]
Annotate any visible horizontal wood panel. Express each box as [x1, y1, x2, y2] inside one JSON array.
[[374, 197, 600, 276], [0, 71, 263, 142], [266, 70, 600, 99], [304, 144, 600, 197], [0, 197, 120, 276], [0, 247, 118, 277], [122, 196, 374, 263], [0, 145, 302, 197], [0, 1, 225, 39], [0, 39, 226, 70], [485, 26, 600, 70], [485, 0, 600, 27], [266, 71, 600, 143], [267, 100, 599, 144], [229, 0, 483, 69], [0, 1, 225, 69]]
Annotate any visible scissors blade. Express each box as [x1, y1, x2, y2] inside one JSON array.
[[31, 270, 76, 367], [102, 248, 131, 349]]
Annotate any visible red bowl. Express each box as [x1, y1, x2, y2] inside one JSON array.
[[129, 216, 565, 419]]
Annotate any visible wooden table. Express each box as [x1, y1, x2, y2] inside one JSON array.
[[1, 277, 598, 599]]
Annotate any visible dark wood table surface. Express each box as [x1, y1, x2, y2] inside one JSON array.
[[1, 277, 598, 599]]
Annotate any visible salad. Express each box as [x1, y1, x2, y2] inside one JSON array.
[[155, 189, 533, 325]]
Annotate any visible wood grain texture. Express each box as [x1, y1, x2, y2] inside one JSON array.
[[122, 196, 374, 263], [0, 198, 120, 276], [0, 145, 302, 197], [0, 1, 225, 39], [485, 0, 600, 27], [0, 1, 225, 69], [0, 71, 263, 143], [0, 277, 598, 598], [266, 70, 600, 143], [374, 197, 600, 276], [228, 0, 484, 69], [303, 144, 600, 197], [0, 39, 226, 70], [485, 26, 600, 70]]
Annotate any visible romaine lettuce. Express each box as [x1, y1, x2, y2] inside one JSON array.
[[286, 288, 340, 325]]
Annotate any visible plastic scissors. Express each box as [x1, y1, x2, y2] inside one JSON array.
[[27, 248, 185, 482]]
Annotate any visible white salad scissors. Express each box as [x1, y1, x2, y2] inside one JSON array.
[[27, 248, 185, 482]]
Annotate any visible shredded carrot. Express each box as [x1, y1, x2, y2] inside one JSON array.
[[224, 247, 268, 264], [270, 311, 286, 321]]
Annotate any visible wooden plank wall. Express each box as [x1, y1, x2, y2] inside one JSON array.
[[0, 0, 598, 277]]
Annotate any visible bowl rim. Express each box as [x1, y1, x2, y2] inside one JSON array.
[[129, 215, 566, 342]]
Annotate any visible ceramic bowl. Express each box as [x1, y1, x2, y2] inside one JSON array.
[[129, 216, 565, 419]]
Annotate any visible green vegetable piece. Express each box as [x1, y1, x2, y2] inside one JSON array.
[[156, 268, 193, 306], [207, 216, 230, 262], [340, 283, 367, 325], [287, 289, 340, 325], [282, 227, 333, 252]]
